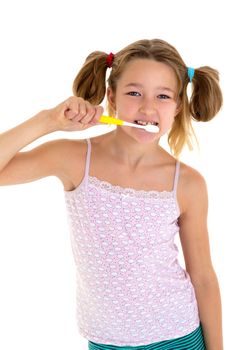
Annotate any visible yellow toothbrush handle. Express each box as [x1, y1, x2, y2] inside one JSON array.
[[99, 115, 123, 126]]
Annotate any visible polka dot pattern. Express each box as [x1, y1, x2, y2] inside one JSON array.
[[64, 175, 200, 346]]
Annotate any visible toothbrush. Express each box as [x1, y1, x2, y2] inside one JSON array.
[[99, 115, 159, 133]]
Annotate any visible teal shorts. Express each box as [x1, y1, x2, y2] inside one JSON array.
[[88, 323, 206, 349]]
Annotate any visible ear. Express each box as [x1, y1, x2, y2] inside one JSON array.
[[107, 87, 116, 111]]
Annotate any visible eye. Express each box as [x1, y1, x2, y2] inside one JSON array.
[[127, 91, 141, 96], [158, 94, 170, 99]]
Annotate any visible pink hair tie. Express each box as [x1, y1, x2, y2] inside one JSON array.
[[106, 52, 114, 68]]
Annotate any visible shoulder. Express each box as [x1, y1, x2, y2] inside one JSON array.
[[51, 138, 90, 161], [48, 138, 87, 153], [37, 137, 88, 166], [178, 161, 208, 214], [179, 161, 207, 190]]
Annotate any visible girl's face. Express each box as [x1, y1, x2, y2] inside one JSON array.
[[108, 59, 179, 143]]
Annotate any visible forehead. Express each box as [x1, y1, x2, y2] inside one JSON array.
[[117, 58, 177, 89]]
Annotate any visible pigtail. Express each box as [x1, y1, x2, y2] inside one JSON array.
[[169, 65, 223, 158], [189, 66, 223, 122], [72, 51, 109, 105]]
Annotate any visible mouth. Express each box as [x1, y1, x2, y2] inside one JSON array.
[[134, 120, 159, 126]]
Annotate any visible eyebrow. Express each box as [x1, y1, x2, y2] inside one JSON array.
[[124, 83, 175, 93]]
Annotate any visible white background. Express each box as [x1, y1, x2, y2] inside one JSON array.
[[0, 0, 231, 349]]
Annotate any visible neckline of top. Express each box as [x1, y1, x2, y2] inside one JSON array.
[[88, 175, 174, 197], [64, 174, 175, 199]]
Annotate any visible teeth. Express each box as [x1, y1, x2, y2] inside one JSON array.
[[135, 120, 158, 126]]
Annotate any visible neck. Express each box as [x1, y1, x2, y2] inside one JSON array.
[[105, 128, 162, 169]]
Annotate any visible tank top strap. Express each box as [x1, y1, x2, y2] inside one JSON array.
[[172, 161, 180, 195], [84, 138, 91, 187]]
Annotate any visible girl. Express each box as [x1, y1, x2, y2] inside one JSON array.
[[0, 39, 223, 349]]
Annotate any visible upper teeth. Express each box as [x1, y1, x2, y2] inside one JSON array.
[[136, 120, 158, 126]]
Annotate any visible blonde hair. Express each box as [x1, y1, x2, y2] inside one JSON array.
[[72, 39, 223, 157]]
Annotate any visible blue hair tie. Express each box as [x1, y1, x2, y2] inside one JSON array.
[[187, 67, 195, 82]]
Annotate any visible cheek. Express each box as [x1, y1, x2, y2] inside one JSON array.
[[165, 102, 177, 115], [162, 118, 174, 130], [160, 106, 177, 128], [116, 99, 137, 115]]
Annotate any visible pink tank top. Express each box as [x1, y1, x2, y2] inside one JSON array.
[[64, 138, 200, 346]]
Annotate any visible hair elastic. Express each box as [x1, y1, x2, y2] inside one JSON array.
[[106, 52, 114, 68], [187, 67, 195, 82]]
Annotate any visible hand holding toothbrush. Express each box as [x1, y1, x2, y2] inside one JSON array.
[[48, 96, 104, 132]]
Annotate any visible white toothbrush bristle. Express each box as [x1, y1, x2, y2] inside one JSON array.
[[144, 124, 159, 133]]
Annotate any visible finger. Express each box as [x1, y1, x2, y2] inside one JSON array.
[[64, 97, 80, 117], [93, 105, 104, 123], [79, 105, 97, 124], [65, 109, 78, 120], [77, 101, 87, 120]]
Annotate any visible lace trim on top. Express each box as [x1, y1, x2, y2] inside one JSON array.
[[88, 175, 175, 199]]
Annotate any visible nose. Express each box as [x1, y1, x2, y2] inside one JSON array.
[[139, 96, 157, 116]]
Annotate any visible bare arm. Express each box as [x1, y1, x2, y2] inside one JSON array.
[[0, 111, 56, 173], [178, 165, 223, 350], [0, 97, 103, 186]]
